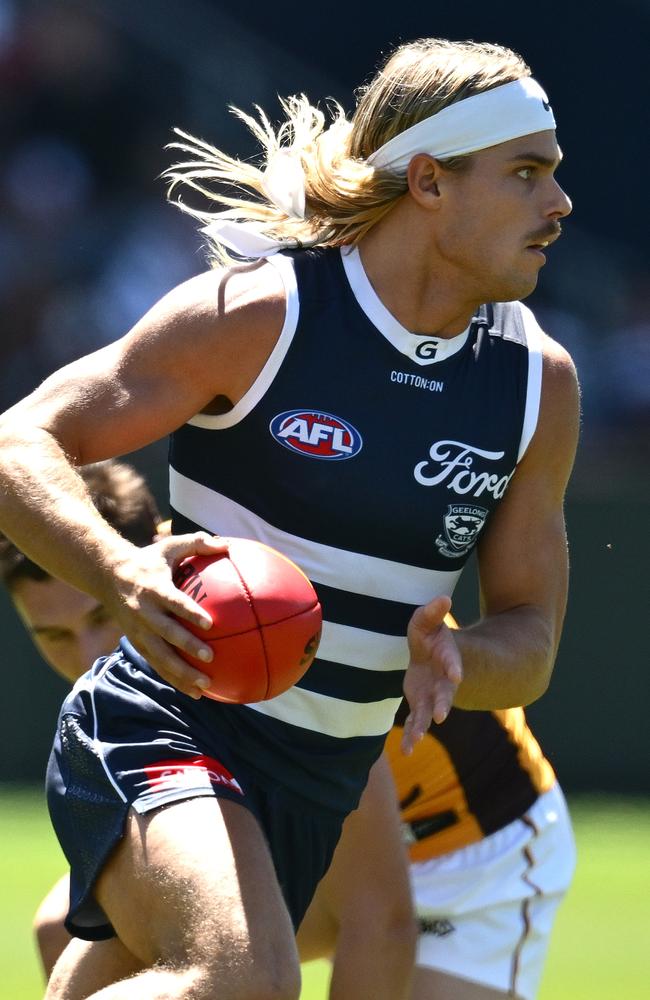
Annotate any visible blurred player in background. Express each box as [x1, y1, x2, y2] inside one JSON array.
[[0, 461, 160, 685], [298, 617, 576, 1000], [0, 460, 160, 981], [0, 36, 578, 1000]]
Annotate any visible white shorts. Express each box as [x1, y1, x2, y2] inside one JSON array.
[[411, 783, 576, 1000]]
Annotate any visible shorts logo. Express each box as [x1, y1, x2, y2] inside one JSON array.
[[270, 409, 362, 460], [419, 917, 455, 937], [435, 504, 488, 558], [144, 755, 243, 795]]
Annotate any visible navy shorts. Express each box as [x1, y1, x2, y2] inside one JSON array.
[[46, 641, 346, 940]]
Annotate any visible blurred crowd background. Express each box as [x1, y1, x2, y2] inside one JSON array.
[[1, 0, 648, 791]]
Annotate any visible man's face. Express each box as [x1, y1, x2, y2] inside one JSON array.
[[12, 577, 121, 683], [433, 129, 571, 303]]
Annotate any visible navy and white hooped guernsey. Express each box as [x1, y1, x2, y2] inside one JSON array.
[[168, 246, 544, 812]]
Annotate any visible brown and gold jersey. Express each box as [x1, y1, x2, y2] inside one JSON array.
[[385, 617, 555, 862]]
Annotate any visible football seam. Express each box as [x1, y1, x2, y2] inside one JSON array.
[[229, 559, 272, 699], [205, 600, 320, 639]]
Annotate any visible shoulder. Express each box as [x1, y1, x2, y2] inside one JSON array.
[[124, 259, 288, 400], [536, 317, 580, 411], [512, 301, 579, 396], [146, 259, 287, 339]]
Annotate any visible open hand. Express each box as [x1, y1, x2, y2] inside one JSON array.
[[401, 596, 463, 755]]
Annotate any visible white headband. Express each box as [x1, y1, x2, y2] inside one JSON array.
[[203, 76, 555, 258], [368, 77, 555, 172]]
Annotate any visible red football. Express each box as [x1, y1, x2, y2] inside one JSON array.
[[172, 537, 322, 703]]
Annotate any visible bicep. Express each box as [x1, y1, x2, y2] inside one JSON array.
[[10, 338, 215, 465]]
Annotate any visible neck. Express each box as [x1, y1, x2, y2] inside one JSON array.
[[357, 201, 483, 338]]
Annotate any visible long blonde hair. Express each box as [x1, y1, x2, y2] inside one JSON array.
[[164, 38, 530, 266]]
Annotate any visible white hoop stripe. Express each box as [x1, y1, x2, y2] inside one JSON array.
[[168, 468, 461, 604], [246, 685, 402, 739]]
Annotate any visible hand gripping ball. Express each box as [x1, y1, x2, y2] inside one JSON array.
[[173, 537, 322, 703]]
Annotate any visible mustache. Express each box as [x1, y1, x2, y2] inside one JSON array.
[[526, 223, 562, 244]]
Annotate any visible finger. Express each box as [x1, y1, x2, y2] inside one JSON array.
[[157, 582, 215, 632], [192, 533, 230, 555], [431, 679, 456, 725], [441, 642, 463, 686], [133, 633, 212, 699], [400, 703, 430, 756], [137, 591, 215, 660], [163, 531, 229, 564], [400, 721, 421, 756], [160, 534, 230, 630], [409, 595, 452, 635], [152, 607, 215, 664], [401, 678, 457, 754]]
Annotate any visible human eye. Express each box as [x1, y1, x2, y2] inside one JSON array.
[[516, 166, 535, 180], [37, 628, 70, 644], [89, 605, 112, 626]]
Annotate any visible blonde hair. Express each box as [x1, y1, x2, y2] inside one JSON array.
[[164, 38, 530, 266]]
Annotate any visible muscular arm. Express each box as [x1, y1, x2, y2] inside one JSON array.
[[0, 263, 285, 694], [402, 338, 580, 748], [454, 337, 580, 707]]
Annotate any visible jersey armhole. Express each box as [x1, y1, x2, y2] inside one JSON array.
[[516, 302, 544, 462], [187, 253, 300, 430]]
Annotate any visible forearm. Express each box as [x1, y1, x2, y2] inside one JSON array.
[[298, 755, 416, 998], [0, 423, 135, 598], [453, 605, 557, 709], [327, 919, 414, 1000]]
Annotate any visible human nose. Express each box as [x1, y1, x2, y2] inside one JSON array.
[[549, 178, 572, 219]]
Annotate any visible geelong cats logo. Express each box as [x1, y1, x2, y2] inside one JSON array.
[[270, 409, 363, 460], [436, 504, 488, 558]]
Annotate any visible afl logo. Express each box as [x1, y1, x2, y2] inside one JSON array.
[[270, 409, 363, 460]]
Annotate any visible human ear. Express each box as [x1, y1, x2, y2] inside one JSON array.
[[406, 154, 442, 206]]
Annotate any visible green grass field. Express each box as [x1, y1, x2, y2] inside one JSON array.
[[1, 789, 648, 999]]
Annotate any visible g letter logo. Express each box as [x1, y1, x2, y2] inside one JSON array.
[[414, 340, 439, 360]]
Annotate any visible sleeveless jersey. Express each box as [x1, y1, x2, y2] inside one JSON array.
[[386, 704, 556, 862], [167, 245, 545, 812]]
